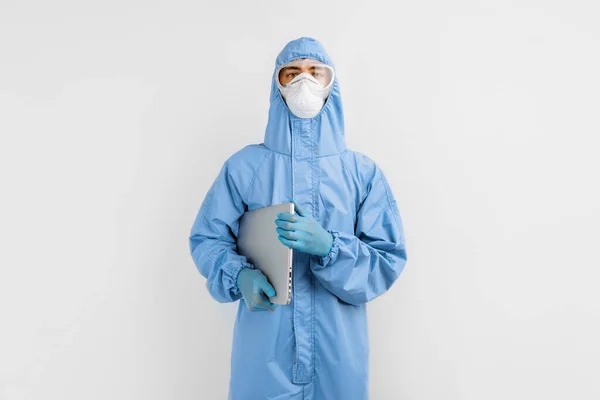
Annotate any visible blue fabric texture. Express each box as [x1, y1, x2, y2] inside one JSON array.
[[189, 37, 407, 400]]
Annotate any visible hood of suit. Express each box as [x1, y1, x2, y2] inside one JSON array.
[[264, 37, 346, 157]]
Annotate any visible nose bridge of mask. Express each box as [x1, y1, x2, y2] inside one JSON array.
[[288, 71, 321, 87]]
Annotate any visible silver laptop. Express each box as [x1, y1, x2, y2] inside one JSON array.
[[236, 202, 294, 305]]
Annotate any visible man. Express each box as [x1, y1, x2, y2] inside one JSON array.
[[189, 37, 407, 400]]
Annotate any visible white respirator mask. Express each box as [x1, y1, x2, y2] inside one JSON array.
[[276, 59, 335, 119]]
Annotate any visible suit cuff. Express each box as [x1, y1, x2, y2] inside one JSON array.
[[312, 230, 340, 269], [228, 262, 255, 296]]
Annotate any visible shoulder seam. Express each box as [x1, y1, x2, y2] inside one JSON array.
[[244, 149, 272, 200], [339, 152, 357, 216], [376, 164, 404, 235]]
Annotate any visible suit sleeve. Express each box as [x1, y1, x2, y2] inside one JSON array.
[[310, 164, 407, 306], [188, 161, 254, 303]]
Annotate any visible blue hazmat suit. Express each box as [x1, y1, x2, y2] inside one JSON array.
[[189, 37, 407, 400]]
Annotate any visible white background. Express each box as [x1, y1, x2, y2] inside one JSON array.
[[1, 1, 599, 399]]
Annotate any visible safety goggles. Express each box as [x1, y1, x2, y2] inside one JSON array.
[[276, 58, 335, 88]]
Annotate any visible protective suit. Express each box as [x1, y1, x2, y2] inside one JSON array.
[[189, 37, 407, 400]]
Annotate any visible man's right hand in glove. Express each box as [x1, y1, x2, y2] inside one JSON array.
[[236, 267, 278, 311]]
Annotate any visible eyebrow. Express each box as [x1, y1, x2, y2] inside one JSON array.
[[281, 65, 328, 73], [281, 66, 302, 72]]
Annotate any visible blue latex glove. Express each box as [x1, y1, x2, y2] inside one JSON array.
[[236, 267, 278, 311], [275, 199, 334, 257]]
